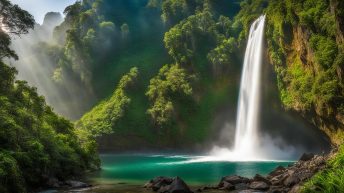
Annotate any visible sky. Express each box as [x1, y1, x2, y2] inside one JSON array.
[[10, 0, 76, 24]]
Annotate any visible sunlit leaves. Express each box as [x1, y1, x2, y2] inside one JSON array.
[[77, 67, 139, 136], [146, 64, 193, 126]]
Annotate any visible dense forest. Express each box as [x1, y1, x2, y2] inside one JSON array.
[[0, 0, 98, 192], [0, 0, 343, 192]]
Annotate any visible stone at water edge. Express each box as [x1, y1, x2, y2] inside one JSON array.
[[168, 177, 193, 193], [218, 181, 234, 191], [219, 175, 250, 185], [249, 181, 270, 191], [145, 176, 192, 193], [267, 166, 286, 178], [234, 182, 249, 190], [253, 174, 271, 185]]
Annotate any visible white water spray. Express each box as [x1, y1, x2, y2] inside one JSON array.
[[233, 15, 266, 157], [188, 15, 272, 162]]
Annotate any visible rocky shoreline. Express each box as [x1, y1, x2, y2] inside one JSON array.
[[39, 151, 335, 193], [144, 152, 335, 193]]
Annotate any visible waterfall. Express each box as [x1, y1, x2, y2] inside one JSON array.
[[190, 15, 268, 162], [233, 15, 266, 156]]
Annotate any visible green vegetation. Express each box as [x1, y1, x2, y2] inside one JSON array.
[[2, 0, 344, 191], [0, 0, 98, 192], [77, 67, 138, 136], [146, 64, 193, 126], [72, 0, 240, 146], [302, 146, 344, 193]]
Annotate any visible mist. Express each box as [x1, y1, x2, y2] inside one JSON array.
[[8, 12, 96, 120]]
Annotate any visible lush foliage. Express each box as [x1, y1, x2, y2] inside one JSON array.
[[0, 1, 98, 192], [0, 0, 34, 60], [64, 0, 240, 147], [77, 67, 138, 136], [146, 64, 193, 126], [302, 146, 344, 193]]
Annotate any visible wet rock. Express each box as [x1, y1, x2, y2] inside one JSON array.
[[201, 185, 217, 190], [270, 173, 288, 186], [268, 166, 285, 178], [220, 175, 250, 185], [283, 175, 300, 187], [299, 153, 314, 161], [218, 181, 234, 191], [253, 174, 271, 185], [289, 185, 301, 193], [234, 182, 248, 190], [249, 181, 270, 191], [267, 186, 285, 193], [144, 176, 173, 191], [168, 177, 193, 193], [146, 177, 192, 193]]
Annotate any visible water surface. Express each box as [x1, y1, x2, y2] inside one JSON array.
[[89, 154, 293, 185]]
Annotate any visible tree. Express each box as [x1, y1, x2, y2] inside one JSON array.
[[207, 37, 236, 75], [0, 1, 99, 192], [146, 64, 193, 126], [0, 0, 34, 60], [0, 0, 34, 35]]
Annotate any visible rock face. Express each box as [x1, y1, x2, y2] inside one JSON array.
[[144, 176, 193, 193]]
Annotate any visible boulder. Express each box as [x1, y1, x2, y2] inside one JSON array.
[[253, 174, 271, 185], [299, 153, 314, 161], [146, 177, 192, 193], [220, 175, 249, 185], [167, 177, 193, 193], [234, 182, 248, 190], [144, 176, 173, 191], [270, 173, 288, 186], [218, 181, 234, 191], [283, 175, 300, 187], [268, 166, 285, 178], [249, 181, 270, 191], [267, 186, 284, 193], [289, 185, 301, 193], [200, 185, 217, 190]]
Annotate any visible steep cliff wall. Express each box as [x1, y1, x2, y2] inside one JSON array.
[[234, 0, 344, 145], [264, 0, 344, 144]]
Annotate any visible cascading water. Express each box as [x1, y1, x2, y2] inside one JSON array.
[[233, 15, 266, 157], [189, 15, 269, 162]]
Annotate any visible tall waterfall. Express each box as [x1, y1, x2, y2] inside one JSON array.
[[190, 15, 268, 162], [233, 15, 266, 156], [186, 15, 322, 163]]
